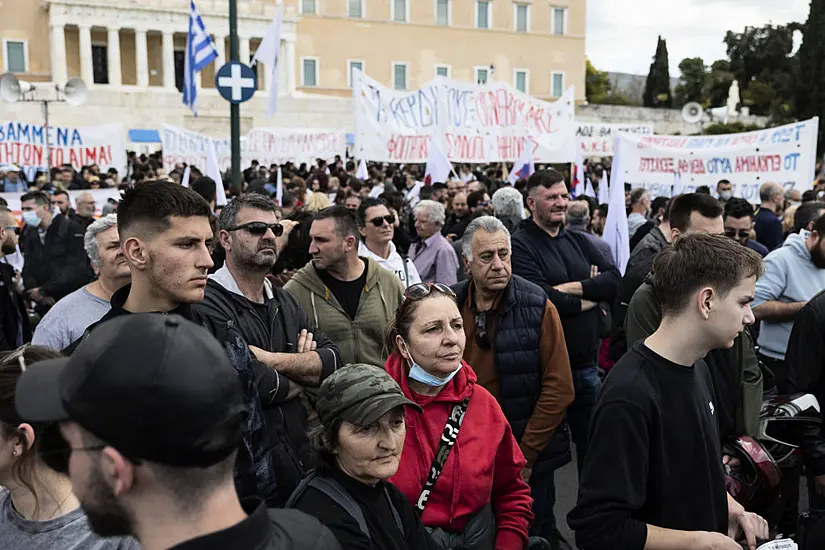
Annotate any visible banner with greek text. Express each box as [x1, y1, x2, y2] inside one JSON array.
[[0, 122, 126, 181], [615, 118, 819, 202], [353, 71, 577, 163], [576, 122, 654, 157], [162, 125, 346, 173]]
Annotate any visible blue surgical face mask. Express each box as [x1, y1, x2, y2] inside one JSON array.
[[407, 359, 462, 387], [22, 211, 41, 227]]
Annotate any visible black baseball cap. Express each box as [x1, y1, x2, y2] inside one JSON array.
[[15, 314, 245, 467]]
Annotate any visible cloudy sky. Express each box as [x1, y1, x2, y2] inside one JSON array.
[[586, 0, 810, 76]]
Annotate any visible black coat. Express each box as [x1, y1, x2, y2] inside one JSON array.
[[20, 214, 93, 301], [0, 263, 30, 350]]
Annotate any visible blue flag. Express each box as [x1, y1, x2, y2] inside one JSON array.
[[183, 0, 219, 116]]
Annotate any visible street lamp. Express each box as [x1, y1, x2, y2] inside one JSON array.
[[0, 73, 88, 172]]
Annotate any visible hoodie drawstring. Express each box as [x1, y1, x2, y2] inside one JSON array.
[[310, 292, 319, 328]]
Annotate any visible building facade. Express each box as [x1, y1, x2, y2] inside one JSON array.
[[0, 0, 585, 137]]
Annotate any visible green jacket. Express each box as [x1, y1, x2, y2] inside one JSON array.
[[625, 279, 762, 439], [284, 258, 405, 368]]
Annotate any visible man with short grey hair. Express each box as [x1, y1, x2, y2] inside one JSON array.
[[566, 200, 612, 264], [410, 199, 459, 284], [33, 214, 131, 350], [755, 182, 785, 251], [454, 215, 574, 547]]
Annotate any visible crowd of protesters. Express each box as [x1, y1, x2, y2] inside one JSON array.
[[2, 151, 825, 550]]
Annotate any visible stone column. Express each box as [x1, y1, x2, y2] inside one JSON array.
[[107, 27, 122, 85], [285, 39, 296, 94], [50, 24, 67, 84], [239, 36, 250, 64], [78, 25, 94, 86], [162, 31, 175, 89], [214, 34, 226, 67], [135, 29, 149, 87]]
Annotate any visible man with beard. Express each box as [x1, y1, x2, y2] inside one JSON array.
[[192, 194, 341, 505], [71, 192, 97, 228], [442, 191, 470, 240], [33, 215, 131, 351], [14, 314, 342, 550], [51, 190, 73, 217], [0, 208, 29, 349], [511, 169, 620, 472], [753, 212, 825, 383], [285, 206, 404, 366]]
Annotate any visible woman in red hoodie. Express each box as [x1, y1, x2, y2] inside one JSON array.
[[384, 282, 533, 550]]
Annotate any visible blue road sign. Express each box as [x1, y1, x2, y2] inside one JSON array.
[[215, 62, 257, 104]]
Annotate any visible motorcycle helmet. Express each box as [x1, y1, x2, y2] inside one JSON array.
[[759, 393, 822, 466], [724, 435, 782, 513]]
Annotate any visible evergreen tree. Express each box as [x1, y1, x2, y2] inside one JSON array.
[[796, 0, 825, 151], [643, 36, 673, 108]]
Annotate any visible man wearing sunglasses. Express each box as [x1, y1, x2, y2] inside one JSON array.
[[453, 216, 574, 548], [724, 198, 768, 257], [0, 208, 29, 350], [192, 194, 342, 504], [356, 198, 421, 288]]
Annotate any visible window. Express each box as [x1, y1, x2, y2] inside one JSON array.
[[392, 0, 408, 22], [551, 72, 564, 97], [347, 60, 364, 88], [301, 0, 316, 14], [476, 1, 491, 29], [514, 69, 528, 93], [436, 0, 450, 26], [348, 0, 364, 18], [302, 57, 318, 87], [435, 64, 450, 78], [93, 45, 110, 85], [552, 7, 567, 35], [475, 66, 489, 85], [514, 4, 529, 32], [3, 40, 27, 73], [393, 62, 408, 90]]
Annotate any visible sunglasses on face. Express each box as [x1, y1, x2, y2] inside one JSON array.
[[225, 222, 284, 237], [725, 229, 751, 240], [369, 214, 396, 227], [404, 282, 456, 301]]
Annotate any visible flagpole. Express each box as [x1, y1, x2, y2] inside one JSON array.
[[228, 0, 242, 196]]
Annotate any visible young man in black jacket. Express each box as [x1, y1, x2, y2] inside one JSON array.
[[511, 169, 620, 471], [568, 233, 769, 550], [192, 193, 341, 505]]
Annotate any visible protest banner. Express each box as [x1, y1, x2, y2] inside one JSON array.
[[162, 125, 346, 173], [1, 188, 122, 217], [0, 121, 126, 180], [353, 70, 576, 164], [576, 122, 654, 157], [615, 118, 819, 202]]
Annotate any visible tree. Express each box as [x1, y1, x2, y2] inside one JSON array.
[[585, 59, 612, 103], [704, 60, 736, 108], [795, 0, 825, 151], [643, 36, 673, 108], [674, 57, 707, 106]]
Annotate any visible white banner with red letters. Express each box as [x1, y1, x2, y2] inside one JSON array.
[[576, 122, 654, 157]]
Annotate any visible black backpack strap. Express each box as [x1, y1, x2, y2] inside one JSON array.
[[286, 471, 371, 540], [383, 486, 404, 536]]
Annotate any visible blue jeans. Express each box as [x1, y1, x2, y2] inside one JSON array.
[[569, 365, 602, 472]]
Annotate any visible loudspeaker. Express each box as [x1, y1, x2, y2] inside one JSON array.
[[0, 73, 33, 103], [61, 77, 87, 106], [681, 102, 704, 124]]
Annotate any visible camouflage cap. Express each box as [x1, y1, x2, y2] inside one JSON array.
[[317, 363, 422, 427]]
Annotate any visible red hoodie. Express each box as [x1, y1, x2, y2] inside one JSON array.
[[385, 352, 533, 550]]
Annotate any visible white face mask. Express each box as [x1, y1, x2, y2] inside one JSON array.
[[720, 191, 733, 201]]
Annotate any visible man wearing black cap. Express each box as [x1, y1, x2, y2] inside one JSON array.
[[14, 314, 341, 550]]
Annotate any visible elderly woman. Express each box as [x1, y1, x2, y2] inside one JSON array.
[[288, 363, 439, 550], [492, 187, 525, 233], [385, 283, 533, 549]]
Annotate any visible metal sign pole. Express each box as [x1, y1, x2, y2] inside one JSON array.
[[228, 0, 242, 195]]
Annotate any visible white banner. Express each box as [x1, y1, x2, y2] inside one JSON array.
[[162, 125, 346, 173], [576, 122, 654, 157], [0, 121, 126, 180], [616, 118, 819, 202], [353, 71, 577, 163]]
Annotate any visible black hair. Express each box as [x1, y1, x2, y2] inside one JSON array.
[[312, 205, 359, 238], [467, 190, 488, 209], [723, 198, 756, 220], [117, 180, 213, 239], [651, 196, 669, 217], [218, 193, 277, 230], [525, 169, 566, 196], [803, 190, 817, 203], [356, 197, 388, 227], [668, 193, 724, 232], [52, 189, 69, 199], [20, 191, 50, 207], [695, 185, 711, 195], [191, 176, 217, 204], [794, 201, 825, 234]]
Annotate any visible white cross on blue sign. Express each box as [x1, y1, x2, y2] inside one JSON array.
[[215, 62, 257, 104]]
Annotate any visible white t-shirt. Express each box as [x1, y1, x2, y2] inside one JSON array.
[[358, 241, 421, 288]]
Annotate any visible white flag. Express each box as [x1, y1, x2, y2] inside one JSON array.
[[424, 140, 452, 185], [597, 169, 609, 205], [356, 158, 368, 180], [583, 179, 596, 198], [251, 4, 283, 116], [181, 166, 191, 188], [276, 166, 283, 207], [672, 172, 683, 197], [603, 146, 630, 274], [205, 139, 228, 206]]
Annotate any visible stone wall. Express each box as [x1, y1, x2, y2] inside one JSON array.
[[577, 103, 769, 135]]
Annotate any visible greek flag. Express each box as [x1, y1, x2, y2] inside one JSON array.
[[183, 0, 219, 116]]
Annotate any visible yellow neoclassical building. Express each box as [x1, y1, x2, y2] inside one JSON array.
[[0, 0, 585, 133]]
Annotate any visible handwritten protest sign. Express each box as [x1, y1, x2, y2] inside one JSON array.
[[576, 122, 653, 157], [615, 118, 819, 202], [0, 122, 126, 180], [353, 70, 576, 163], [162, 125, 346, 173]]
